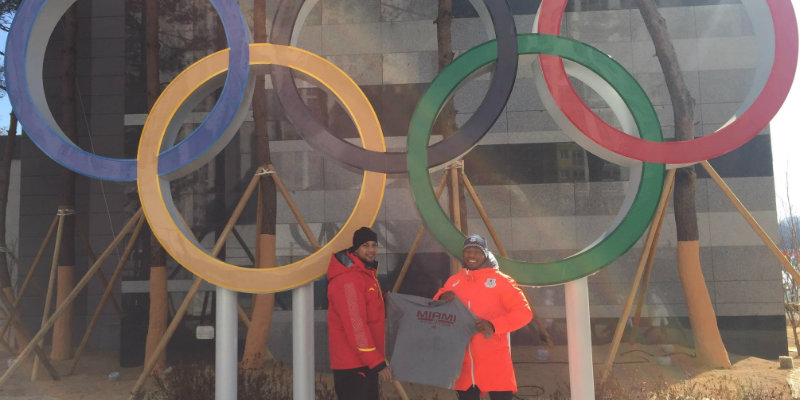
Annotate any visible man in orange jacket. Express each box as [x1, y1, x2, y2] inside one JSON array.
[[435, 234, 532, 400], [327, 227, 393, 399]]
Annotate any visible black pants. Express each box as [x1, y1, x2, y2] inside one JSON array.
[[456, 385, 513, 400], [333, 366, 379, 400]]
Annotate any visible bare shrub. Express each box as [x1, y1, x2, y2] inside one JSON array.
[[134, 361, 336, 400]]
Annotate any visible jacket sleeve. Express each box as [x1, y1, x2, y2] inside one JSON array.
[[488, 277, 533, 335], [328, 277, 385, 369]]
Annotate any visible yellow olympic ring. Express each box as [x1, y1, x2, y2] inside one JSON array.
[[137, 44, 387, 293]]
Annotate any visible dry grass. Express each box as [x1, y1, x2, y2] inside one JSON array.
[[594, 375, 788, 400], [134, 361, 336, 400], [133, 361, 790, 400]]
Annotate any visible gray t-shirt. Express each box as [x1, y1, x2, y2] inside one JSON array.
[[386, 293, 479, 389]]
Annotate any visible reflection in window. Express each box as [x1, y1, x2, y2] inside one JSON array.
[[462, 143, 630, 184]]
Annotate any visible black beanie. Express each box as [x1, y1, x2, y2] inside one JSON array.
[[351, 227, 377, 251]]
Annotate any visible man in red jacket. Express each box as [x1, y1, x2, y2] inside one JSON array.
[[327, 227, 393, 399], [435, 234, 532, 400]]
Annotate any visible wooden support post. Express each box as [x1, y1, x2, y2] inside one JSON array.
[[68, 215, 145, 375], [0, 285, 54, 365], [629, 174, 674, 344], [76, 224, 123, 317], [255, 179, 264, 272], [392, 380, 410, 400], [0, 209, 143, 389], [392, 173, 448, 293], [242, 177, 272, 365], [267, 164, 320, 249], [251, 165, 321, 363], [14, 215, 58, 306], [172, 204, 254, 329], [460, 171, 507, 256], [448, 162, 463, 275], [0, 247, 37, 342], [0, 320, 16, 355], [238, 305, 251, 327], [600, 169, 675, 384], [211, 173, 261, 257], [194, 176, 261, 329], [231, 227, 256, 266], [0, 214, 59, 348], [701, 160, 800, 284], [32, 211, 65, 381], [129, 277, 203, 400], [129, 172, 261, 399], [0, 291, 59, 380]]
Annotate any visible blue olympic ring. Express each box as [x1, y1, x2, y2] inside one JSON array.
[[5, 0, 252, 181]]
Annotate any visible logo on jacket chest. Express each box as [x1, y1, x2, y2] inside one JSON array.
[[484, 278, 496, 288]]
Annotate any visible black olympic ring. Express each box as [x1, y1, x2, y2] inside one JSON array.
[[269, 0, 518, 174]]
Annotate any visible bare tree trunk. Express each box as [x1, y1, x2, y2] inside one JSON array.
[[0, 113, 22, 348], [142, 0, 167, 374], [786, 299, 800, 354], [0, 114, 16, 291], [51, 6, 78, 362], [784, 171, 800, 252], [635, 0, 730, 368], [242, 0, 278, 370], [780, 168, 800, 354], [435, 0, 455, 133], [436, 0, 468, 275]]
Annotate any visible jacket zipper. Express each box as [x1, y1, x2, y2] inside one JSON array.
[[468, 302, 475, 386], [466, 270, 476, 387], [370, 271, 383, 302]]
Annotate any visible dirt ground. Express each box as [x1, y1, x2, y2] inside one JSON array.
[[0, 327, 796, 399]]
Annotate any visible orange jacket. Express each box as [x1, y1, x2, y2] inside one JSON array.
[[434, 255, 532, 392], [327, 250, 386, 371]]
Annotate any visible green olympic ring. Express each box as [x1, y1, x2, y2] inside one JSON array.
[[407, 33, 666, 286]]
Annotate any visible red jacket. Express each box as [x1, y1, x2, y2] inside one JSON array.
[[434, 254, 532, 392], [327, 250, 386, 370]]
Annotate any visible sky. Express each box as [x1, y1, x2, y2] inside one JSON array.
[[0, 4, 799, 220], [770, 0, 800, 220]]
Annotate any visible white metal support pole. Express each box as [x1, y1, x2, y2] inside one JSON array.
[[565, 278, 595, 400], [293, 282, 315, 400], [216, 286, 238, 400]]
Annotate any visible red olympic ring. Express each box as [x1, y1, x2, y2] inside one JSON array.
[[536, 0, 798, 165]]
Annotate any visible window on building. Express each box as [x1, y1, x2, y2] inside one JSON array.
[[572, 150, 584, 166]]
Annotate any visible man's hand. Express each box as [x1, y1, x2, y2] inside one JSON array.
[[379, 365, 393, 382], [439, 291, 456, 302], [476, 319, 494, 338]]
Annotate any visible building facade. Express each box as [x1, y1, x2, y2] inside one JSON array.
[[15, 0, 786, 368]]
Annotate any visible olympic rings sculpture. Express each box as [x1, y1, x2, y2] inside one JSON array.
[[6, 0, 797, 292]]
